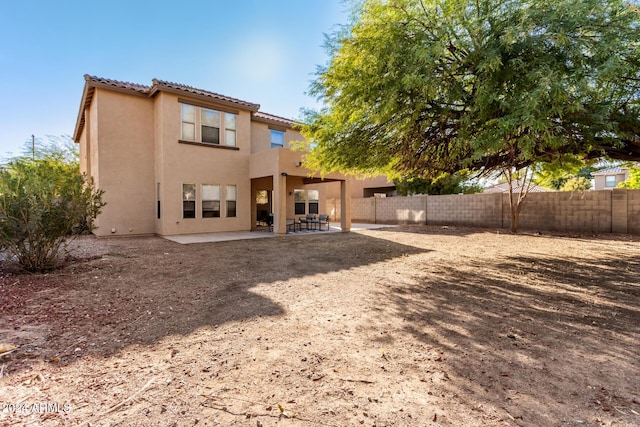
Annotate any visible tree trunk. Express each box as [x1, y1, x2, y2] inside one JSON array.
[[504, 166, 533, 234], [509, 194, 523, 233]]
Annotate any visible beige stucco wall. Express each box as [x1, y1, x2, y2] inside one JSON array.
[[325, 175, 396, 200], [155, 92, 252, 236], [78, 125, 89, 178], [250, 121, 304, 154], [78, 83, 349, 237], [89, 97, 100, 186], [91, 89, 156, 236]]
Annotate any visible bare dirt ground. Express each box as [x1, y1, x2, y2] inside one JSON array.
[[0, 225, 639, 427]]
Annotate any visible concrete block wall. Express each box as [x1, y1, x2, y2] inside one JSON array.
[[348, 189, 640, 235], [427, 193, 502, 228], [628, 190, 640, 234], [515, 191, 612, 233], [375, 195, 427, 224]]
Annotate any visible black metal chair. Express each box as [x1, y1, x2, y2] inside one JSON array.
[[266, 213, 274, 231], [318, 214, 330, 231], [299, 214, 317, 231]]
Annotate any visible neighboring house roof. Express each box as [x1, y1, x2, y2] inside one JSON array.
[[483, 180, 548, 193], [592, 167, 628, 175], [73, 75, 294, 141]]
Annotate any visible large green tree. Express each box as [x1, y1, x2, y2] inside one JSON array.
[[618, 163, 640, 188], [302, 0, 640, 231], [394, 172, 483, 195]]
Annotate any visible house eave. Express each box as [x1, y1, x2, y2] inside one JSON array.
[[149, 79, 260, 112]]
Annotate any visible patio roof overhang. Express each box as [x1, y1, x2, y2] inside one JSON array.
[[249, 148, 346, 182]]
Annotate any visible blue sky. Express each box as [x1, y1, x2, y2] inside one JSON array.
[[0, 0, 349, 157]]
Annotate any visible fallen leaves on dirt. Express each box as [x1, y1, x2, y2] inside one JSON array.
[[1, 227, 639, 426]]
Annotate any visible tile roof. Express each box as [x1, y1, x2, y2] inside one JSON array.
[[483, 180, 548, 193], [74, 75, 299, 140], [151, 79, 260, 111], [591, 167, 628, 175], [252, 111, 297, 127], [85, 75, 151, 94]]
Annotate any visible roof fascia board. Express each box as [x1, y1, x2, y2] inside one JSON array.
[[251, 114, 296, 129], [73, 84, 93, 142], [150, 82, 260, 112], [177, 97, 240, 116]]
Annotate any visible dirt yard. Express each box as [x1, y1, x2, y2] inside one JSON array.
[[1, 225, 639, 426]]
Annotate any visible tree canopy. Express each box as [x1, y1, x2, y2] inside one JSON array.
[[302, 0, 640, 179], [618, 163, 640, 188], [394, 172, 483, 195]]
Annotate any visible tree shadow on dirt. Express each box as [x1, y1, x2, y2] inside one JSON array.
[[378, 247, 640, 425], [0, 232, 429, 373]]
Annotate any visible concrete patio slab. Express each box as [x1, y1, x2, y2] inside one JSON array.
[[163, 223, 396, 244]]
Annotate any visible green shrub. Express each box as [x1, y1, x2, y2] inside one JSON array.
[[0, 156, 105, 272]]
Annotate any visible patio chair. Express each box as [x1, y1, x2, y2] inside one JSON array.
[[318, 214, 330, 231], [299, 214, 317, 231], [266, 213, 274, 232], [286, 218, 300, 233]]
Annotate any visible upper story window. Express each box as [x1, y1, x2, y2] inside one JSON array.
[[270, 130, 284, 149], [605, 175, 617, 188], [180, 102, 237, 148], [201, 109, 220, 144], [181, 105, 196, 141], [225, 114, 237, 147]]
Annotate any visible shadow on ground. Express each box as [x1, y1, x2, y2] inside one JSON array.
[[379, 240, 640, 425], [0, 232, 428, 373]]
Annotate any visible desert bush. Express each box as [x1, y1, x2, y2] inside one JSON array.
[[0, 156, 105, 271]]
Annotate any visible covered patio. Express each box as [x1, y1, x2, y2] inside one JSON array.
[[249, 148, 351, 236]]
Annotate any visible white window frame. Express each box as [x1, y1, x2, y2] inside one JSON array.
[[201, 108, 221, 145], [226, 185, 237, 217], [308, 189, 319, 215], [294, 189, 306, 215], [182, 183, 196, 219], [202, 184, 221, 218], [225, 113, 237, 147], [181, 104, 196, 141], [270, 129, 285, 149], [605, 175, 617, 188], [179, 102, 237, 147]]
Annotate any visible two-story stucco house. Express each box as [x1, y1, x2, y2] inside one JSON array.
[[592, 167, 630, 190], [73, 75, 351, 237]]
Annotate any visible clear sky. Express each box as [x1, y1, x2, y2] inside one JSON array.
[[0, 0, 349, 158]]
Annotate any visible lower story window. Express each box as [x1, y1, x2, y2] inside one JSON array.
[[183, 184, 196, 218], [202, 184, 221, 218], [308, 189, 319, 215], [226, 185, 237, 217], [294, 189, 306, 215]]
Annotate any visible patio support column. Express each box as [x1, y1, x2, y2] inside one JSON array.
[[340, 179, 351, 232], [273, 173, 287, 235]]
